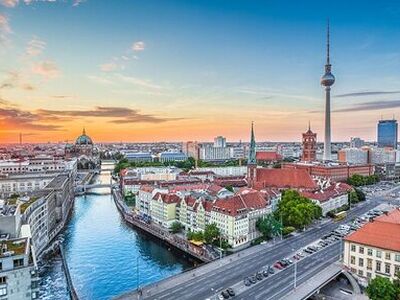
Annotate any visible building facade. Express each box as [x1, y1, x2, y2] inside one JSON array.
[[378, 119, 398, 149], [343, 209, 400, 286], [301, 125, 317, 162]]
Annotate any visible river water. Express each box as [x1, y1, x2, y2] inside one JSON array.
[[39, 162, 193, 300]]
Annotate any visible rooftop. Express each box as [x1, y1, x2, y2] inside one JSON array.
[[344, 209, 400, 252], [254, 168, 317, 190], [0, 237, 28, 258]]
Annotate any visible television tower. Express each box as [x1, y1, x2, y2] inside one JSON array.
[[320, 20, 335, 161]]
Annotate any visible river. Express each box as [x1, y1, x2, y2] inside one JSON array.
[[39, 162, 194, 300]]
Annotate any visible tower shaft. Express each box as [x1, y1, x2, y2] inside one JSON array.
[[323, 87, 331, 161]]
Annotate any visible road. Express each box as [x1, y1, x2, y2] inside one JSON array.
[[117, 197, 382, 300]]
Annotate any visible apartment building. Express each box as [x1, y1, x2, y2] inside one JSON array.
[[0, 236, 39, 300], [343, 209, 400, 286]]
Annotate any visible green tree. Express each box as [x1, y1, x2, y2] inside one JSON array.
[[274, 190, 322, 230], [393, 271, 400, 300], [366, 276, 396, 300], [349, 190, 359, 204], [170, 221, 182, 234], [355, 188, 366, 201], [204, 223, 220, 244], [225, 185, 234, 193]]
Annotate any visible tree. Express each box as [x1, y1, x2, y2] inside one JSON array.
[[186, 230, 203, 241], [204, 223, 220, 244], [366, 276, 396, 300], [225, 185, 234, 193], [355, 188, 366, 202], [393, 271, 400, 300], [349, 190, 359, 204], [170, 221, 182, 234], [274, 190, 322, 230]]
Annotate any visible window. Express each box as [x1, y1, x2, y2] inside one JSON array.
[[386, 252, 391, 260], [395, 265, 400, 274], [13, 258, 23, 268], [367, 248, 373, 256], [351, 244, 356, 252], [0, 287, 6, 296], [358, 269, 364, 276], [385, 263, 391, 274], [359, 247, 364, 254], [367, 272, 372, 278], [0, 277, 6, 284], [351, 256, 356, 265], [395, 254, 400, 262], [376, 261, 382, 272], [359, 258, 364, 267], [0, 262, 2, 271], [367, 259, 373, 270], [377, 250, 382, 258]]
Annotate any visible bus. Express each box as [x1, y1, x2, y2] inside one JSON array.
[[334, 211, 347, 222]]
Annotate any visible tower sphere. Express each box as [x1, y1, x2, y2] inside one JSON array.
[[320, 72, 335, 87]]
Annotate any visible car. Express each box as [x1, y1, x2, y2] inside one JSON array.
[[221, 291, 230, 299], [293, 254, 300, 260], [249, 276, 257, 284], [268, 266, 275, 274], [303, 248, 313, 254], [274, 262, 283, 269], [279, 260, 288, 267], [227, 288, 235, 297], [218, 294, 224, 300], [256, 272, 263, 280], [244, 278, 251, 286], [262, 270, 269, 277]]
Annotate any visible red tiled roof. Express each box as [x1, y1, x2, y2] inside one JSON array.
[[256, 151, 282, 161], [255, 168, 317, 190], [301, 182, 352, 203], [375, 209, 400, 224], [153, 192, 181, 204], [139, 185, 156, 193], [344, 212, 400, 252], [212, 191, 268, 216]]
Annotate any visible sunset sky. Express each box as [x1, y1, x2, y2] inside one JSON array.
[[1, 0, 400, 143]]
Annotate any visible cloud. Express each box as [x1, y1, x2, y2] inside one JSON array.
[[72, 0, 85, 6], [100, 62, 118, 72], [51, 95, 72, 99], [32, 61, 60, 79], [0, 71, 36, 91], [334, 100, 400, 113], [335, 91, 400, 98], [0, 106, 62, 131], [115, 74, 162, 90], [26, 36, 46, 57], [132, 41, 145, 51], [87, 74, 115, 85], [0, 0, 18, 7], [37, 106, 177, 123], [0, 14, 11, 45]]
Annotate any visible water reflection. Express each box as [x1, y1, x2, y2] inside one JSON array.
[[39, 164, 193, 300]]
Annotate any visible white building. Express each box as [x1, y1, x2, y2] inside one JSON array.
[[0, 237, 39, 300], [343, 209, 400, 286], [200, 145, 233, 161], [214, 136, 227, 148]]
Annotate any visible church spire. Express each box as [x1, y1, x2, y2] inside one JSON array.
[[82, 127, 86, 135], [248, 122, 256, 165]]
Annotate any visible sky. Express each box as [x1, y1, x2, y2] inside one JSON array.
[[0, 0, 400, 143]]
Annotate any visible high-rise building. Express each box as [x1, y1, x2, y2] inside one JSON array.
[[213, 136, 226, 148], [182, 141, 200, 160], [377, 119, 398, 149], [350, 137, 365, 149], [301, 123, 317, 162], [320, 21, 335, 161]]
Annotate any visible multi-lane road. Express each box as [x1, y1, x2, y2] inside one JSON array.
[[118, 196, 384, 300]]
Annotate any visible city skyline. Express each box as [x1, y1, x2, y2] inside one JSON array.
[[1, 1, 400, 143]]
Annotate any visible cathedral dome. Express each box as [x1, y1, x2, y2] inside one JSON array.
[[75, 128, 93, 145]]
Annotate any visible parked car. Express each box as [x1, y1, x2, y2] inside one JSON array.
[[256, 272, 263, 280], [227, 288, 235, 297], [244, 278, 251, 286], [221, 290, 230, 299], [274, 262, 283, 269]]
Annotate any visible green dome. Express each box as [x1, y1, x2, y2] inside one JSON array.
[[76, 128, 93, 145]]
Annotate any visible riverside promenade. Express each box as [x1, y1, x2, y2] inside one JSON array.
[[112, 189, 213, 263]]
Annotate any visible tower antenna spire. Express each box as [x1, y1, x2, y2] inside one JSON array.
[[326, 18, 330, 65]]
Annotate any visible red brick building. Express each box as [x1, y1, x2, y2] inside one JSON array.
[[282, 162, 374, 182], [301, 125, 317, 162]]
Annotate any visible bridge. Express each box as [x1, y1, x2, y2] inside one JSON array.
[[116, 199, 378, 300], [284, 262, 361, 300]]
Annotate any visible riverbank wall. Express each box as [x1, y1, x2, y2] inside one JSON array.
[[59, 245, 79, 300], [112, 189, 212, 263]]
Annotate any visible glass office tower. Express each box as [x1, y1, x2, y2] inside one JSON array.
[[377, 119, 398, 149]]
